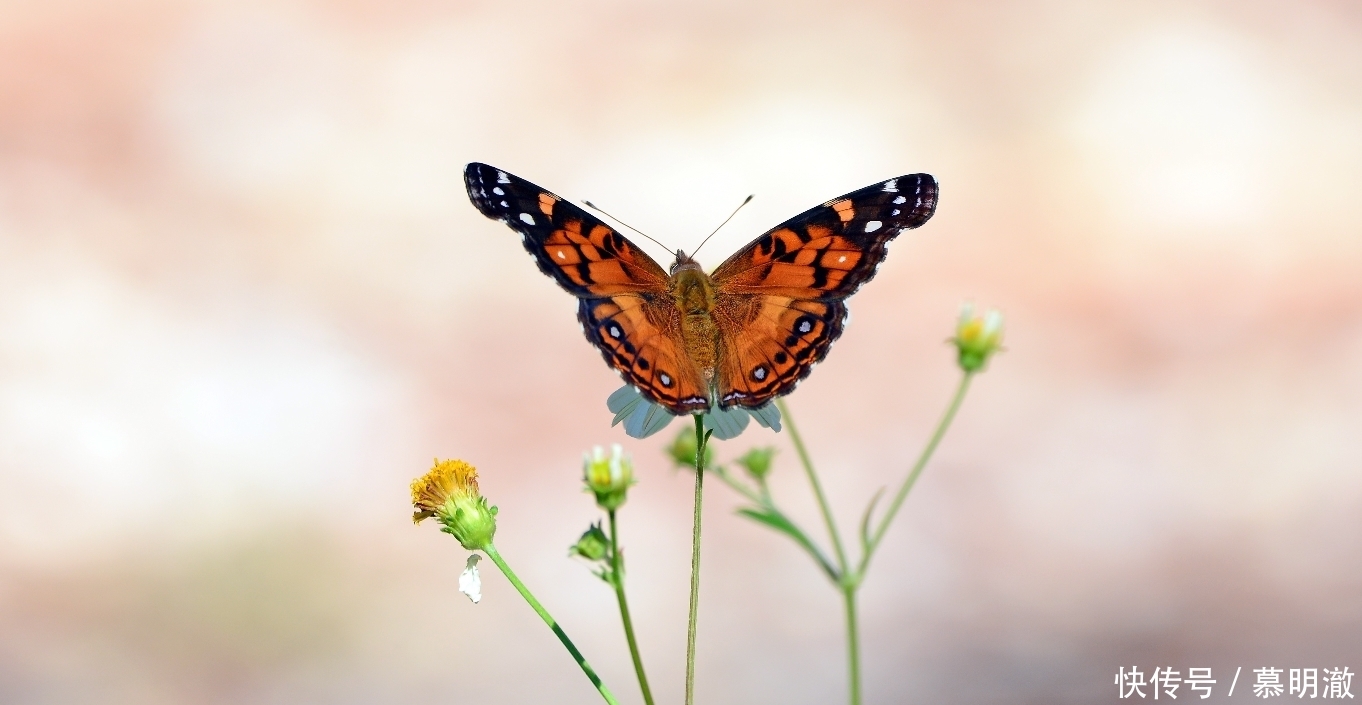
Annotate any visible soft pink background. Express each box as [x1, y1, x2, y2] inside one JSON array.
[[2, 1, 1360, 703]]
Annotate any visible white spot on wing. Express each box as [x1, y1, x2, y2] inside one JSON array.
[[557, 251, 566, 259], [753, 367, 767, 381], [882, 179, 898, 193], [891, 209, 900, 216], [798, 320, 812, 334], [609, 325, 621, 339], [501, 201, 509, 207], [864, 220, 883, 233], [519, 213, 535, 225], [893, 196, 907, 204], [838, 255, 847, 263], [497, 171, 511, 184], [492, 187, 505, 196]]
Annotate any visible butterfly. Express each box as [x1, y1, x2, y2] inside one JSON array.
[[464, 163, 938, 424]]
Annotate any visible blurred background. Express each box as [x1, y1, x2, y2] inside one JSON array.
[[2, 0, 1360, 703]]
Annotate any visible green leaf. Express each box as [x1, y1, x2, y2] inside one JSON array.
[[737, 507, 838, 581], [859, 487, 886, 556]]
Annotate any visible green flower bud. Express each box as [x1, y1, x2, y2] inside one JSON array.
[[584, 444, 634, 510], [736, 447, 776, 481], [569, 522, 610, 562], [953, 303, 1004, 372], [667, 428, 714, 470], [411, 459, 498, 551]]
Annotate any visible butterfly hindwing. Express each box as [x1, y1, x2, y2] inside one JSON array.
[[712, 296, 845, 409], [709, 173, 939, 409], [464, 162, 669, 296], [578, 296, 710, 414]]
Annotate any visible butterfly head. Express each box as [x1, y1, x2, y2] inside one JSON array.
[[668, 249, 700, 275], [668, 250, 716, 317]]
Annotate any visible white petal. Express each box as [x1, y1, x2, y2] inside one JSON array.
[[459, 554, 483, 604]]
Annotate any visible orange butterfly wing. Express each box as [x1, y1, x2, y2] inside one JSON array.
[[709, 174, 939, 409], [464, 163, 709, 413]]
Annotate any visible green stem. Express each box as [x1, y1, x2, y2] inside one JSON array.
[[775, 398, 849, 577], [685, 415, 707, 705], [715, 464, 839, 581], [483, 544, 621, 705], [844, 586, 861, 705], [859, 371, 973, 575], [710, 465, 763, 505], [608, 510, 655, 705]]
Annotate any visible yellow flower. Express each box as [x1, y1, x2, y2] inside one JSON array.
[[953, 303, 1004, 372], [411, 458, 498, 551], [583, 444, 634, 510]]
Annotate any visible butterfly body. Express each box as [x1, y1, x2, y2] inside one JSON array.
[[464, 163, 938, 416], [669, 252, 721, 376]]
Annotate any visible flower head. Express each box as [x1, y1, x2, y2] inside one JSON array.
[[736, 446, 776, 481], [666, 428, 715, 470], [569, 522, 610, 562], [584, 444, 634, 510], [953, 303, 1004, 372], [411, 458, 498, 551]]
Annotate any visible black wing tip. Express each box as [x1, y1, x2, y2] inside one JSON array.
[[463, 162, 514, 220]]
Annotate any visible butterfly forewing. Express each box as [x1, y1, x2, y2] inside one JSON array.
[[464, 162, 708, 415], [710, 173, 938, 299], [464, 163, 669, 296], [708, 173, 939, 409]]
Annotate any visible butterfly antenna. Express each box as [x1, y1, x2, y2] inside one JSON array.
[[690, 194, 754, 260], [582, 201, 672, 252]]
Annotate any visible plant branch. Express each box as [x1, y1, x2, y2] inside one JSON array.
[[859, 371, 974, 575], [608, 510, 654, 705], [775, 398, 849, 578], [484, 544, 621, 705]]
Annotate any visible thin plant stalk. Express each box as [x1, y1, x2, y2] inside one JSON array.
[[608, 510, 655, 705], [859, 371, 973, 574], [684, 415, 708, 705], [776, 398, 850, 576], [777, 370, 975, 705], [776, 397, 856, 703], [843, 587, 860, 705], [483, 544, 622, 705]]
